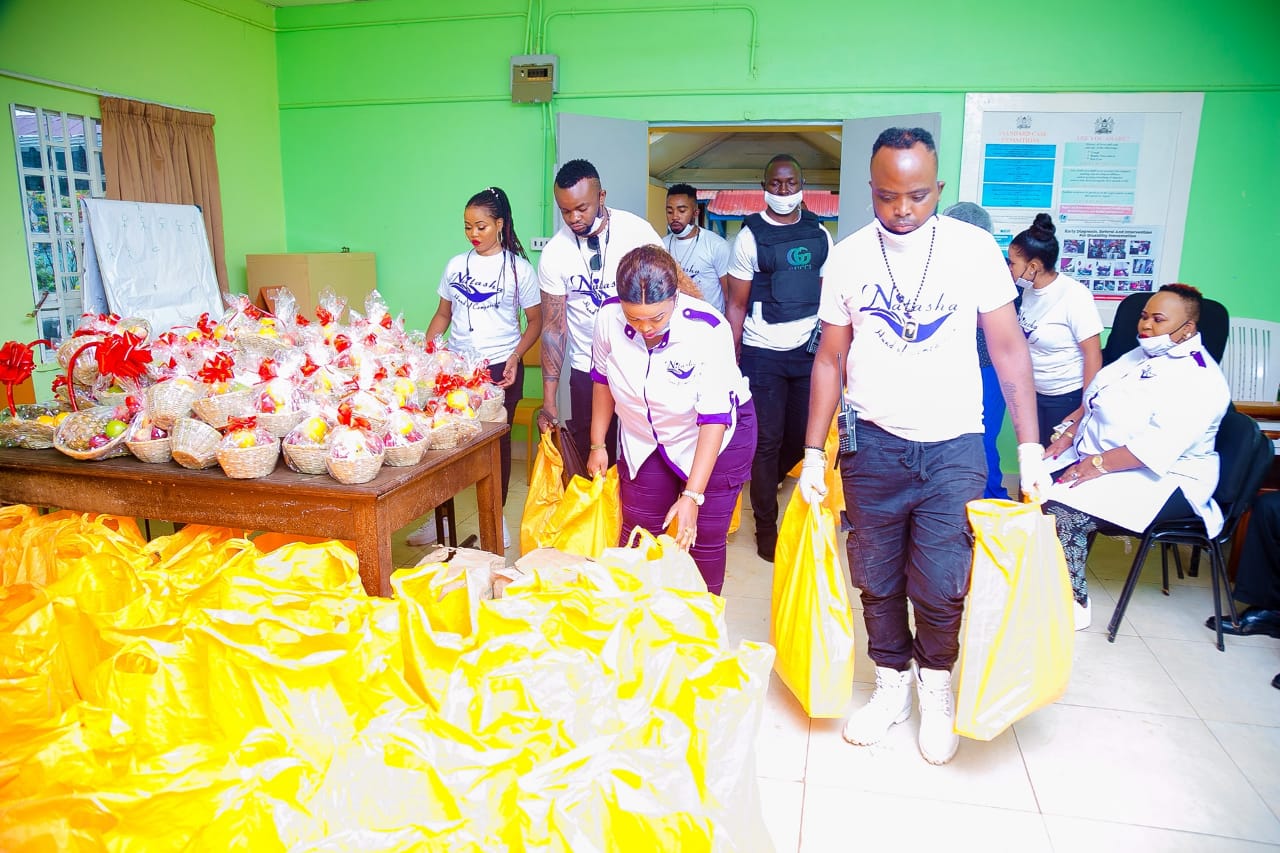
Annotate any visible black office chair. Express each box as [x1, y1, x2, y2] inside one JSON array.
[[1102, 292, 1230, 366], [1105, 406, 1273, 650]]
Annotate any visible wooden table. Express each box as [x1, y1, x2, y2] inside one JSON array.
[[0, 422, 507, 597]]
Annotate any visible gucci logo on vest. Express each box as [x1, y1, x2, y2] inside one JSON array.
[[786, 246, 812, 268]]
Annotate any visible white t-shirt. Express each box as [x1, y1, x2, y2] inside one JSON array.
[[1017, 273, 1104, 396], [663, 226, 730, 314], [591, 292, 751, 477], [728, 210, 835, 351], [538, 207, 663, 373], [437, 249, 539, 363], [819, 215, 1016, 442]]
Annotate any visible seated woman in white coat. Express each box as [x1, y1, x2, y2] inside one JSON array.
[[1041, 284, 1230, 629]]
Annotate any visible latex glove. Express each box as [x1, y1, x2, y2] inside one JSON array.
[[1017, 442, 1053, 502], [797, 447, 829, 505]]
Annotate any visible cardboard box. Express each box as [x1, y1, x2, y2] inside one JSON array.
[[245, 252, 376, 317]]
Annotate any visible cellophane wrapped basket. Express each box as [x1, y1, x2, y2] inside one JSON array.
[[56, 336, 100, 386], [282, 415, 332, 474], [216, 424, 280, 479], [53, 406, 130, 461], [427, 413, 482, 450], [0, 404, 62, 450], [170, 417, 221, 470], [476, 393, 506, 423], [381, 409, 429, 467], [144, 379, 199, 429], [191, 389, 253, 430], [125, 417, 172, 464], [325, 426, 384, 484]]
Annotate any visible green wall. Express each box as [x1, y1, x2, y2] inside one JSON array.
[[0, 0, 286, 390], [274, 0, 1280, 331]]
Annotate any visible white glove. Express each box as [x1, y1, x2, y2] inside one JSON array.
[[1017, 442, 1053, 502], [798, 447, 829, 505]]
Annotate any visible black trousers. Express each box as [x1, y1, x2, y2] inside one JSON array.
[[739, 342, 812, 541], [1233, 491, 1280, 609]]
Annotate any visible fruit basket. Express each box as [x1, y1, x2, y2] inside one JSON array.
[[381, 409, 429, 467], [282, 415, 332, 475], [325, 425, 384, 484], [125, 418, 173, 464], [217, 420, 280, 479], [0, 405, 63, 450], [191, 388, 253, 430], [53, 406, 131, 461], [144, 379, 199, 429]]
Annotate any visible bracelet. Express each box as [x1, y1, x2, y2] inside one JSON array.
[[589, 443, 607, 451], [803, 445, 826, 453]]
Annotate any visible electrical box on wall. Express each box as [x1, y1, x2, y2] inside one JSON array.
[[511, 54, 558, 103]]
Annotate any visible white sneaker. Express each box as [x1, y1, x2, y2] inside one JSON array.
[[916, 666, 959, 765], [1074, 597, 1092, 631], [406, 517, 450, 547], [502, 517, 511, 550], [842, 665, 913, 746]]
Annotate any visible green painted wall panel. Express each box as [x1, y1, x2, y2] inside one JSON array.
[[0, 0, 285, 378]]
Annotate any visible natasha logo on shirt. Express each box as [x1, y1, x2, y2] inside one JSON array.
[[859, 281, 956, 351], [570, 274, 612, 310], [666, 359, 696, 381], [449, 274, 503, 308]]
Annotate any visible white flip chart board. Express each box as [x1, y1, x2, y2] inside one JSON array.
[[82, 198, 223, 331]]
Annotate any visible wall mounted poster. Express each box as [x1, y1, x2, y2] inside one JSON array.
[[959, 93, 1203, 324]]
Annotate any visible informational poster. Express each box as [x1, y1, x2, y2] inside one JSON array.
[[959, 93, 1202, 323]]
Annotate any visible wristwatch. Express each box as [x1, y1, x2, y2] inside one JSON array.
[[681, 489, 705, 506], [1091, 455, 1108, 474]]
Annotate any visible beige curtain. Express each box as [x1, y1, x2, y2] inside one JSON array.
[[99, 97, 229, 295]]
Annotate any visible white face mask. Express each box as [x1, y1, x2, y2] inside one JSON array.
[[668, 220, 694, 237], [1014, 275, 1035, 289], [764, 190, 803, 216], [1137, 326, 1188, 358]]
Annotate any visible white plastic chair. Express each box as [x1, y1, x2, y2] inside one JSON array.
[[1221, 318, 1280, 402]]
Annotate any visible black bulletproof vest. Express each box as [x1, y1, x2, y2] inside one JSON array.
[[745, 210, 829, 323]]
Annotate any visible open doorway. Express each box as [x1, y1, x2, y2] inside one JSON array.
[[646, 123, 842, 243]]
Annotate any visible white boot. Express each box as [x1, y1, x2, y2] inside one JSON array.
[[1074, 597, 1092, 631], [916, 667, 959, 765], [842, 666, 913, 746], [406, 517, 450, 547]]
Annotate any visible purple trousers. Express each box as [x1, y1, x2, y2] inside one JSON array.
[[617, 401, 757, 595]]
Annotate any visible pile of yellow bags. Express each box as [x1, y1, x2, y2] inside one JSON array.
[[0, 506, 774, 851]]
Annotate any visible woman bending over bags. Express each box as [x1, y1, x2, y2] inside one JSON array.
[[1041, 284, 1230, 630], [585, 245, 757, 594]]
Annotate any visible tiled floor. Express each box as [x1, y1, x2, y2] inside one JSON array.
[[391, 456, 1280, 853]]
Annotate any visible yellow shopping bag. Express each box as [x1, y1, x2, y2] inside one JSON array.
[[598, 527, 707, 593], [521, 427, 566, 554], [783, 416, 845, 517], [537, 468, 622, 559], [954, 499, 1075, 740], [771, 491, 855, 717]]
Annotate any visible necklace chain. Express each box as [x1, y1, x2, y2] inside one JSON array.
[[666, 227, 700, 270], [877, 224, 936, 310]]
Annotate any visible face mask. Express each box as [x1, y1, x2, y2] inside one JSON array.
[[1137, 325, 1188, 357], [1014, 276, 1035, 289], [668, 220, 694, 237], [764, 190, 803, 216]]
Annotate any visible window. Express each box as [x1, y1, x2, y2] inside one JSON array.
[[10, 104, 106, 356]]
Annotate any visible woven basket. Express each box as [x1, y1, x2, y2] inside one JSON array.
[[95, 390, 130, 409], [427, 417, 482, 450], [282, 442, 329, 475], [170, 418, 221, 469], [383, 438, 428, 467], [145, 382, 198, 429], [326, 452, 384, 484], [56, 337, 100, 386], [126, 436, 173, 464], [256, 409, 305, 440], [234, 332, 285, 361], [217, 441, 280, 479], [477, 396, 507, 423], [0, 419, 56, 450], [192, 390, 253, 429], [53, 407, 130, 461]]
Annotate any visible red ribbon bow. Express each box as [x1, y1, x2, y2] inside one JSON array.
[[315, 306, 333, 325], [258, 359, 278, 381], [295, 313, 311, 327], [225, 415, 259, 432], [300, 353, 320, 377], [380, 314, 393, 330], [94, 331, 152, 382], [336, 400, 371, 430], [332, 334, 352, 353], [373, 365, 388, 382], [198, 351, 235, 385], [0, 339, 50, 417]]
